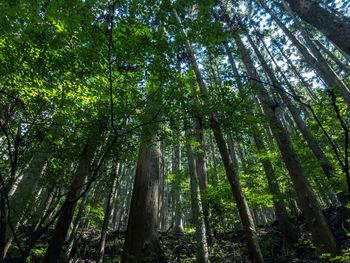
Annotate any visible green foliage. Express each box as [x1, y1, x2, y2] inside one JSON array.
[[83, 205, 105, 228], [204, 181, 238, 231], [1, 0, 350, 261], [296, 234, 316, 251], [320, 249, 350, 263]]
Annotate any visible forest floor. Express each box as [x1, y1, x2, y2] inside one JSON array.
[[5, 206, 349, 262], [68, 206, 349, 263]]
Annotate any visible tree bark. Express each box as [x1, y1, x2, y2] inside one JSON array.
[[122, 97, 162, 262], [284, 0, 350, 57], [173, 9, 264, 262], [248, 33, 334, 179], [225, 43, 297, 243], [97, 163, 120, 263], [272, 40, 317, 101], [42, 124, 102, 262], [0, 141, 50, 258], [172, 141, 183, 233], [235, 34, 337, 254], [260, 0, 350, 106], [185, 130, 210, 263], [314, 40, 350, 73], [193, 117, 212, 242]]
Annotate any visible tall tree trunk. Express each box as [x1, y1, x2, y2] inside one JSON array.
[[272, 40, 317, 101], [42, 124, 102, 262], [118, 167, 134, 232], [2, 161, 48, 259], [247, 33, 334, 179], [185, 130, 210, 263], [252, 134, 298, 242], [172, 141, 183, 233], [235, 34, 337, 254], [66, 185, 93, 259], [259, 0, 350, 106], [284, 0, 350, 56], [314, 40, 350, 73], [225, 43, 297, 243], [174, 9, 264, 263], [159, 153, 167, 231], [122, 100, 162, 262], [208, 134, 219, 185], [282, 1, 350, 81], [97, 163, 120, 263], [7, 144, 49, 200], [193, 118, 212, 242]]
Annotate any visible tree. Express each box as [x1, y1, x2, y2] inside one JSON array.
[[284, 0, 350, 56]]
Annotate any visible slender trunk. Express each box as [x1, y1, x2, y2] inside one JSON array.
[[32, 186, 56, 234], [253, 134, 298, 242], [193, 118, 212, 242], [210, 113, 263, 262], [97, 163, 120, 263], [259, 0, 350, 106], [273, 40, 317, 101], [1, 153, 49, 259], [42, 124, 102, 262], [208, 134, 219, 185], [65, 185, 93, 260], [159, 154, 167, 231], [249, 33, 334, 179], [118, 167, 134, 232], [172, 141, 183, 233], [174, 9, 264, 262], [7, 146, 49, 200], [263, 40, 310, 115], [314, 40, 350, 73], [225, 42, 297, 242], [235, 34, 337, 254], [185, 130, 210, 263], [284, 0, 350, 56], [283, 1, 350, 81]]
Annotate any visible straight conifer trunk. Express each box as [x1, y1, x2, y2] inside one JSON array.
[[171, 142, 183, 233], [122, 134, 161, 262], [97, 163, 120, 263], [122, 88, 163, 262], [185, 129, 210, 263], [272, 40, 317, 101], [42, 124, 102, 262], [225, 43, 297, 242], [173, 9, 264, 263], [284, 0, 350, 56], [247, 33, 334, 179], [259, 0, 350, 106], [193, 117, 212, 242], [235, 35, 337, 254], [314, 40, 350, 73]]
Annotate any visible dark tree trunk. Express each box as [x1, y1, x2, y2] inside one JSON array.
[[122, 135, 161, 263], [185, 130, 210, 263], [174, 9, 264, 262], [284, 0, 350, 56], [193, 118, 212, 242], [225, 42, 297, 242], [235, 34, 337, 254], [248, 33, 334, 179], [260, 0, 350, 106], [314, 40, 350, 73], [97, 163, 120, 263], [42, 125, 102, 262], [171, 141, 183, 233]]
